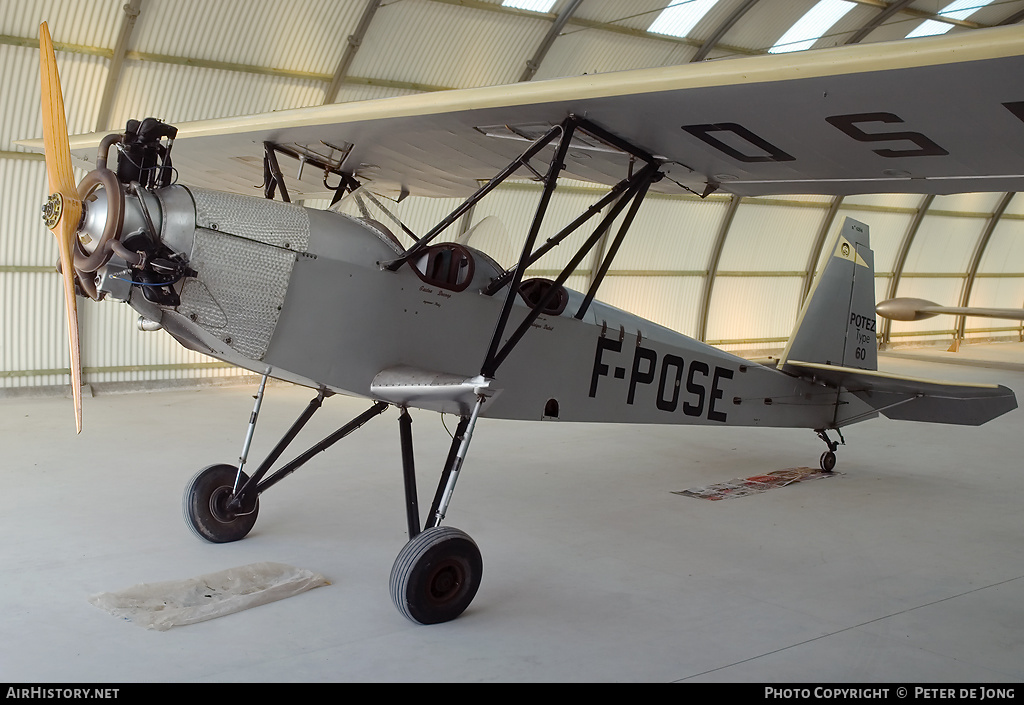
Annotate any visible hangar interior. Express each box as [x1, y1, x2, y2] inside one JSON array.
[[2, 0, 1023, 682]]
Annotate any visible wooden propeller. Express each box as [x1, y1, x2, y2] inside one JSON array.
[[39, 22, 83, 433]]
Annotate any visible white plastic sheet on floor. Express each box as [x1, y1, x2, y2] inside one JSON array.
[[88, 562, 329, 631]]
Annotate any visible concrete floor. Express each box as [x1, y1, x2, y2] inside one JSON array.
[[2, 343, 1023, 683]]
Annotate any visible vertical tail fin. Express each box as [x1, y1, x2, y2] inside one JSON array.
[[779, 217, 877, 371]]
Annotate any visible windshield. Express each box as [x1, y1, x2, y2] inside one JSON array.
[[329, 186, 418, 249], [329, 186, 510, 264]]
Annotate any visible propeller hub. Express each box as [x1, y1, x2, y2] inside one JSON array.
[[41, 193, 63, 229]]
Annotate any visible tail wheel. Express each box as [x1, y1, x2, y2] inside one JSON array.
[[390, 526, 483, 625], [820, 450, 837, 473], [182, 464, 259, 543]]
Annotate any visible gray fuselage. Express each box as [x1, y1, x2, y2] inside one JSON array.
[[129, 186, 868, 427]]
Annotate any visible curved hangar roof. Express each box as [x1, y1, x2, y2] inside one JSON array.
[[3, 0, 1024, 389]]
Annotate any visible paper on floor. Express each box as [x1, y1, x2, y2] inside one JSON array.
[[88, 562, 329, 630]]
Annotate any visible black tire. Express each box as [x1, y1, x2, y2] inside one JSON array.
[[820, 450, 837, 473], [390, 526, 483, 625], [182, 464, 259, 543]]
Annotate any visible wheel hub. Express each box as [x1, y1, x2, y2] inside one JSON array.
[[428, 560, 465, 604], [209, 485, 240, 523]]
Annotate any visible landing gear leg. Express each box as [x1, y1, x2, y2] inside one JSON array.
[[181, 382, 389, 543], [390, 396, 485, 624], [815, 428, 844, 473]]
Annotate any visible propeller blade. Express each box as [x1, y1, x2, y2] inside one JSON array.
[[39, 21, 83, 433], [39, 23, 78, 200], [54, 211, 83, 434]]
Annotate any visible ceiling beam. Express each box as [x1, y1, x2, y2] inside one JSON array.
[[953, 192, 1016, 341], [691, 0, 759, 62], [324, 0, 383, 104], [697, 195, 742, 342], [428, 0, 761, 57], [999, 8, 1024, 25], [519, 0, 584, 82], [843, 0, 915, 45], [95, 0, 143, 132], [879, 194, 934, 348], [847, 0, 985, 30], [800, 196, 845, 305], [0, 34, 110, 57]]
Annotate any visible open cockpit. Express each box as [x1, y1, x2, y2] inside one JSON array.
[[330, 186, 571, 313]]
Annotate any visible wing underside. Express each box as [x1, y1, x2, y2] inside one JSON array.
[[22, 24, 1024, 201]]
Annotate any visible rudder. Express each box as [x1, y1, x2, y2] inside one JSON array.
[[779, 217, 877, 371]]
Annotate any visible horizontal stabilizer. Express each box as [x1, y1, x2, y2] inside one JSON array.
[[785, 360, 1017, 426], [855, 387, 1017, 425]]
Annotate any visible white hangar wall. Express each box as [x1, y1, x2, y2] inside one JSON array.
[[3, 0, 1024, 393]]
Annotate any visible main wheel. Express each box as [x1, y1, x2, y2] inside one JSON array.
[[820, 450, 837, 473], [390, 526, 483, 625], [182, 464, 259, 543]]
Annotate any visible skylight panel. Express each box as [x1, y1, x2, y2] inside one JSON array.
[[648, 0, 721, 38], [769, 0, 856, 54], [503, 0, 558, 12], [905, 0, 995, 39], [906, 19, 951, 38]]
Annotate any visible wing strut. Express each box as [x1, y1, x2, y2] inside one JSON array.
[[382, 122, 567, 272], [262, 142, 291, 203], [261, 141, 359, 205], [480, 160, 660, 378], [376, 114, 662, 380], [476, 116, 662, 379]]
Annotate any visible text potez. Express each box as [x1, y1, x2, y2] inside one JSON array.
[[590, 337, 734, 421]]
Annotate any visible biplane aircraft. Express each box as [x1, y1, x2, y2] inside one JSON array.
[[29, 21, 1024, 624]]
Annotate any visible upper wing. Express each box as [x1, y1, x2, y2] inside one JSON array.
[[24, 24, 1024, 200]]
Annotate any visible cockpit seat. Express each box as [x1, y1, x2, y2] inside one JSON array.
[[518, 277, 568, 316], [412, 243, 476, 292]]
